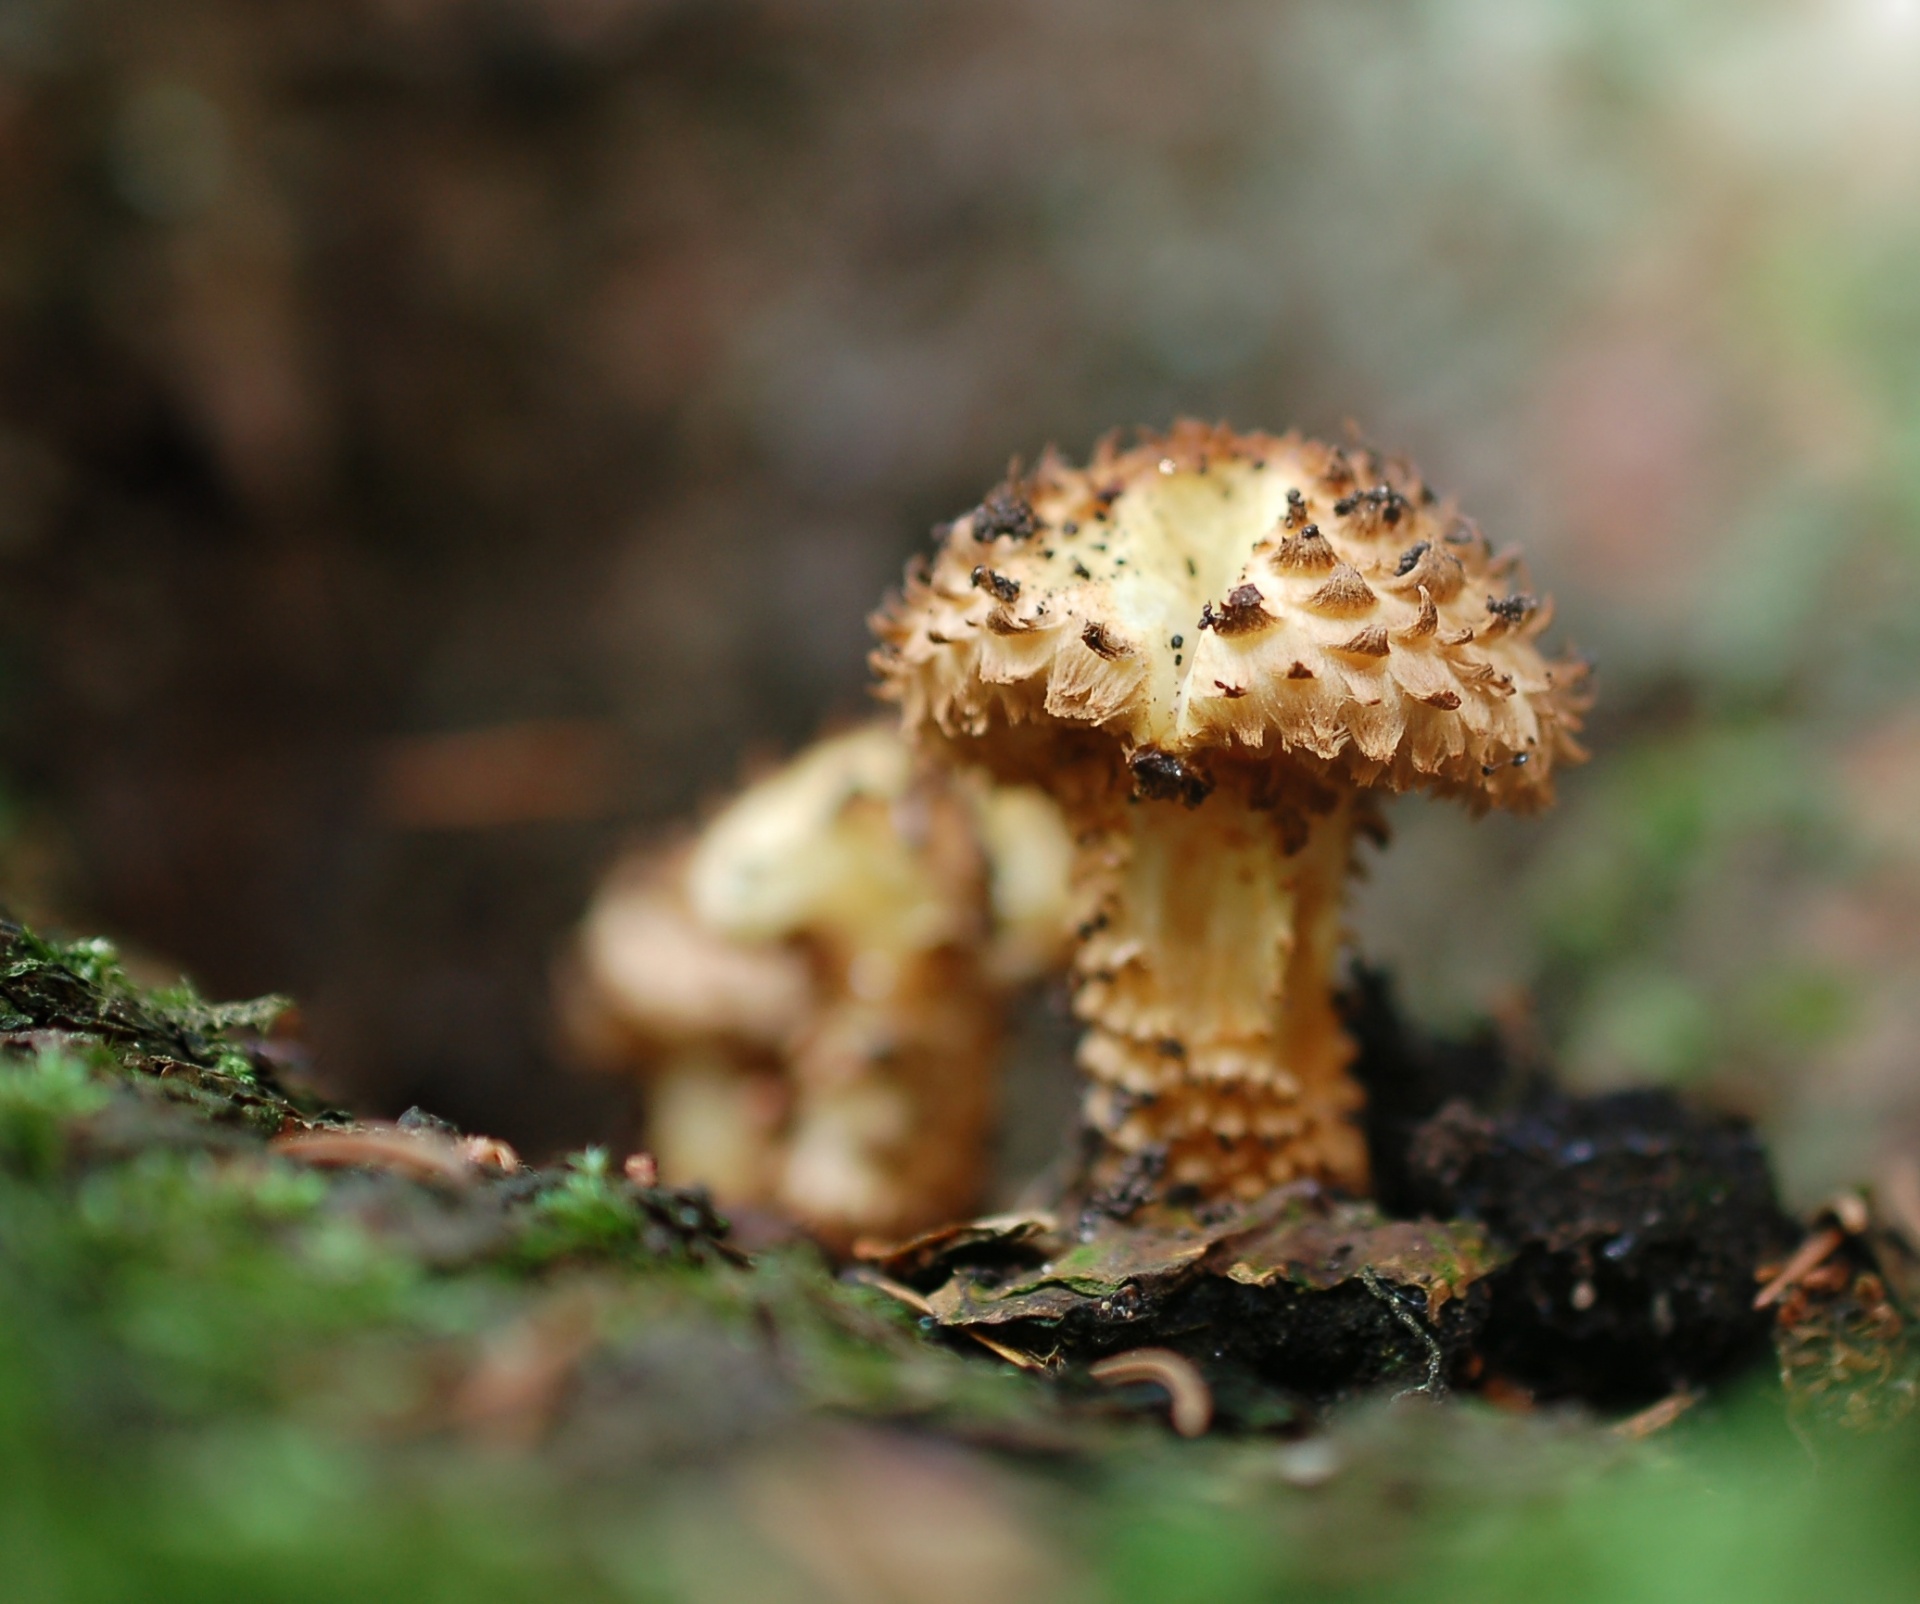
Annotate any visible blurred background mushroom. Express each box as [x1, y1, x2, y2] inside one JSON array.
[[559, 721, 1072, 1243], [1, 1, 1919, 1205]]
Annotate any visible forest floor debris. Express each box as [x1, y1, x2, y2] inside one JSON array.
[[0, 918, 1915, 1602]]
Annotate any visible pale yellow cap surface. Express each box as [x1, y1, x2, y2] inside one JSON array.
[[874, 420, 1588, 809]]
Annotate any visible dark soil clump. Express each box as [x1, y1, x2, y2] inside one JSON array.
[[1345, 968, 1796, 1404], [1052, 1271, 1488, 1422], [1404, 1091, 1796, 1403], [1343, 963, 1531, 1212]]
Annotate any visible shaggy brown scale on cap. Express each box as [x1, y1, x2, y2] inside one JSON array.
[[872, 421, 1590, 1204]]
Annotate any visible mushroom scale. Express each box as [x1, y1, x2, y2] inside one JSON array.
[[872, 420, 1590, 1203]]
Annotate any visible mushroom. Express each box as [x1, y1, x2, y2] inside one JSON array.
[[558, 844, 806, 1209], [871, 421, 1590, 1204], [560, 722, 1073, 1244]]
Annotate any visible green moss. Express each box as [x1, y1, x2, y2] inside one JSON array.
[[0, 1045, 111, 1177]]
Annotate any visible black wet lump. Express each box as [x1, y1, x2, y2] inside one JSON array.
[[1202, 583, 1273, 636], [1486, 593, 1537, 623], [971, 565, 1020, 602], [1129, 748, 1214, 807], [1346, 966, 1794, 1404], [1055, 1273, 1486, 1425], [972, 489, 1038, 542], [1403, 1091, 1795, 1404], [1343, 965, 1527, 1210]]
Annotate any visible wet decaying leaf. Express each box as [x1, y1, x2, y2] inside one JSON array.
[[851, 1213, 1062, 1285], [862, 1192, 1504, 1413]]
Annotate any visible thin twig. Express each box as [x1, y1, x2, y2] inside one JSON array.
[[271, 1124, 474, 1185], [1877, 1157, 1920, 1257], [967, 1332, 1054, 1374], [1754, 1228, 1845, 1310], [849, 1267, 933, 1316], [1360, 1267, 1446, 1398], [1612, 1389, 1700, 1440], [1089, 1347, 1214, 1438]]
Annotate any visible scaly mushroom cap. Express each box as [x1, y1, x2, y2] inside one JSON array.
[[687, 721, 984, 958], [873, 420, 1589, 807]]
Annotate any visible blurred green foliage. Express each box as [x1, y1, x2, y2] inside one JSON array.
[[1101, 1396, 1920, 1604]]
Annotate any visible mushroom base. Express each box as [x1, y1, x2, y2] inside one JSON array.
[[1073, 775, 1370, 1202]]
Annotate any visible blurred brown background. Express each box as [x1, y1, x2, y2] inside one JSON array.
[[3, 0, 1919, 1198]]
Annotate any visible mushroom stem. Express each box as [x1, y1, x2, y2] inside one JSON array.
[[1074, 775, 1369, 1201], [778, 943, 1001, 1240]]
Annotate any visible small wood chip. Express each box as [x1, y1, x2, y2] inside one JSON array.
[[967, 1332, 1054, 1374], [1755, 1227, 1845, 1310], [1876, 1156, 1920, 1256], [1271, 1437, 1343, 1487], [850, 1267, 933, 1317], [271, 1124, 474, 1185], [1827, 1189, 1870, 1238], [1089, 1347, 1214, 1438], [462, 1135, 521, 1174], [1611, 1389, 1699, 1440]]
